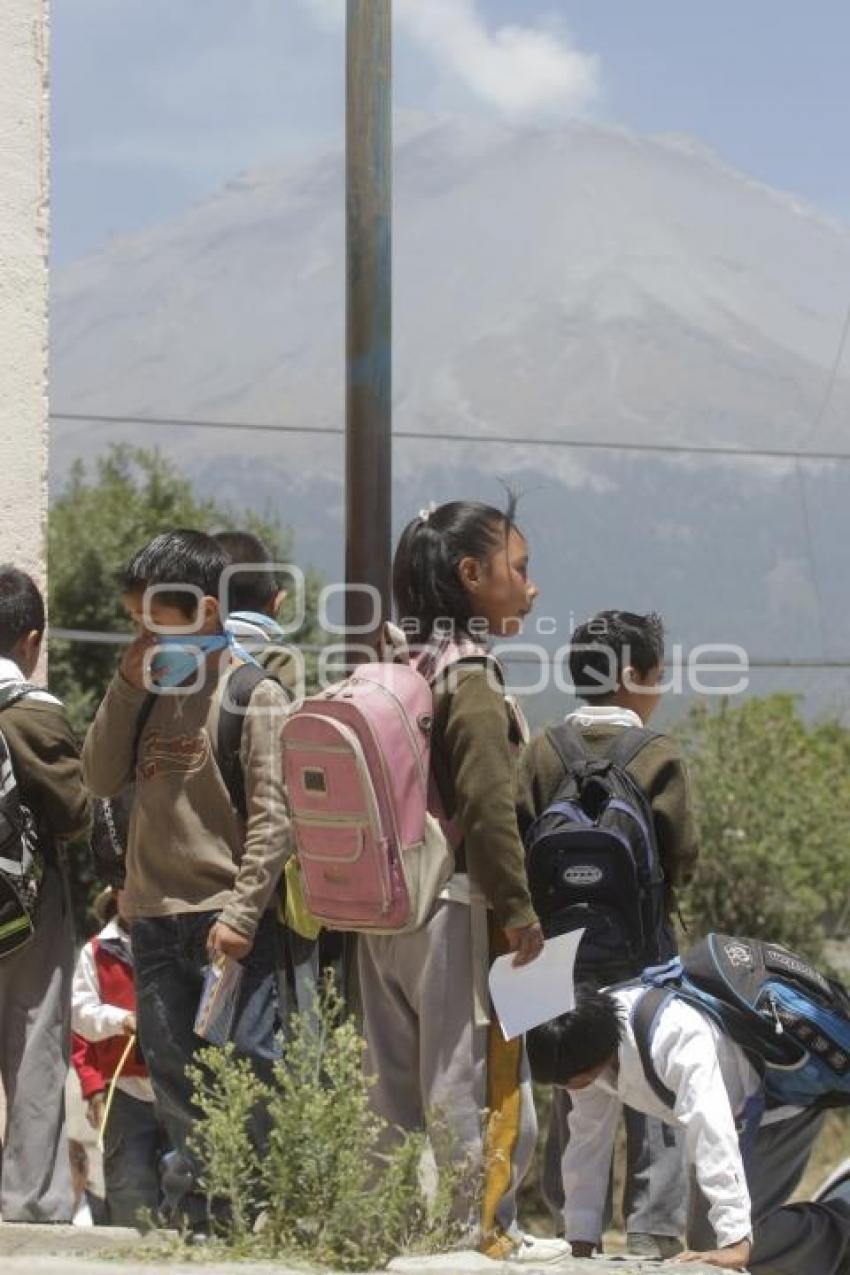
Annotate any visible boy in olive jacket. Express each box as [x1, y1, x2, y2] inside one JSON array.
[[516, 610, 699, 1261], [0, 566, 91, 1222]]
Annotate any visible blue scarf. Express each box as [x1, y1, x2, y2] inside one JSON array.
[[150, 631, 256, 688]]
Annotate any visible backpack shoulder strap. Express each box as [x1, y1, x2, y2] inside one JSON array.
[[425, 640, 504, 688], [546, 722, 590, 774], [217, 663, 275, 820], [631, 986, 677, 1110], [604, 726, 662, 771], [417, 640, 505, 843], [0, 683, 39, 713], [0, 686, 41, 803]]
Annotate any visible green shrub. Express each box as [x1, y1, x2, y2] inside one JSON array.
[[677, 695, 850, 961], [186, 1047, 266, 1241], [186, 977, 473, 1270]]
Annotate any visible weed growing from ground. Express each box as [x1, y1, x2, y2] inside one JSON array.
[[186, 1046, 266, 1241], [180, 975, 474, 1270]]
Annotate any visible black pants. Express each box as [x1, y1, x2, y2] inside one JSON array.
[[131, 910, 279, 1225], [102, 1089, 169, 1226]]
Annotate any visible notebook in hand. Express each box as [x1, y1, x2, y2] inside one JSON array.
[[194, 954, 244, 1045]]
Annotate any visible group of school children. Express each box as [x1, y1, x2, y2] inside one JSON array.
[[0, 498, 848, 1274]]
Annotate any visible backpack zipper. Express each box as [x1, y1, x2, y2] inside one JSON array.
[[766, 990, 785, 1035]]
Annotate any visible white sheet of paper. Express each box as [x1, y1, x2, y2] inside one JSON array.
[[488, 929, 585, 1040]]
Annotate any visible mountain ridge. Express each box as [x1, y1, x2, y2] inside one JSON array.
[[50, 114, 850, 718]]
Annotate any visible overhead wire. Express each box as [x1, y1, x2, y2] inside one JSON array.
[[49, 410, 850, 464], [46, 628, 850, 669]]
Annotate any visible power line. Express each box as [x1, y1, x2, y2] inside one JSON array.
[[49, 411, 850, 465], [49, 628, 133, 646], [51, 412, 341, 438], [45, 629, 850, 668], [48, 628, 326, 650]]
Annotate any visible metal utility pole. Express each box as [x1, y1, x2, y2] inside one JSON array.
[[345, 0, 392, 655]]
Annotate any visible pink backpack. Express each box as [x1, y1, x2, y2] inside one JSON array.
[[280, 636, 494, 934]]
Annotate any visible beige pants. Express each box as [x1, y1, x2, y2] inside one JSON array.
[[358, 898, 537, 1245], [0, 867, 74, 1221]]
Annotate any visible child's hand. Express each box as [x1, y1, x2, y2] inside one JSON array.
[[505, 921, 544, 966], [121, 1012, 137, 1036], [86, 1092, 106, 1130], [207, 920, 253, 961], [670, 1239, 751, 1269], [120, 635, 154, 690]]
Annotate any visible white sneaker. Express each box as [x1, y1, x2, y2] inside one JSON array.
[[511, 1234, 572, 1264]]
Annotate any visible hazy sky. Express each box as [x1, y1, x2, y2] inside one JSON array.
[[53, 1, 850, 265]]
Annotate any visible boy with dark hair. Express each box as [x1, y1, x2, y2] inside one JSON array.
[[525, 989, 624, 1089], [214, 530, 281, 616], [526, 989, 850, 1273], [213, 530, 298, 689], [82, 530, 292, 1231], [213, 530, 320, 1022], [517, 610, 698, 1258], [524, 611, 698, 916], [567, 609, 666, 703], [0, 565, 90, 1221]]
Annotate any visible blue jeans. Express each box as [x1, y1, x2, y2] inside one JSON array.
[[103, 1089, 169, 1226], [131, 910, 280, 1225], [274, 923, 320, 1035]]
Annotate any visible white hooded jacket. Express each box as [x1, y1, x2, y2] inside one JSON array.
[[562, 984, 803, 1248]]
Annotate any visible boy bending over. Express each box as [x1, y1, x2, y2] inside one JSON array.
[[527, 988, 850, 1272]]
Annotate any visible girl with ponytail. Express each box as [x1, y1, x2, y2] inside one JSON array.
[[359, 498, 565, 1262]]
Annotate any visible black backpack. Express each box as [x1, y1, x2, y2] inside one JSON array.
[[632, 934, 850, 1115], [0, 684, 46, 958], [524, 723, 668, 976], [90, 663, 277, 887]]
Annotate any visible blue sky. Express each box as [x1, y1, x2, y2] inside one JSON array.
[[53, 1, 850, 265]]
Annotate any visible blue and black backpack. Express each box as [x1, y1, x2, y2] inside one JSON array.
[[524, 723, 670, 976], [632, 933, 850, 1114]]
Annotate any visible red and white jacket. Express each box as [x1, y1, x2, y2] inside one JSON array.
[[71, 919, 154, 1103]]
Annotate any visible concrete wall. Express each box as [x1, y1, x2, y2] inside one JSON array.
[[0, 0, 49, 584]]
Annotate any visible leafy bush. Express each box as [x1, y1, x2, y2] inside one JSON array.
[[186, 1048, 266, 1242], [186, 978, 472, 1270], [677, 695, 850, 961]]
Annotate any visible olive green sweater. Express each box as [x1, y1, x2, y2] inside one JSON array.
[[431, 665, 537, 931], [0, 663, 90, 854], [516, 709, 699, 907]]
